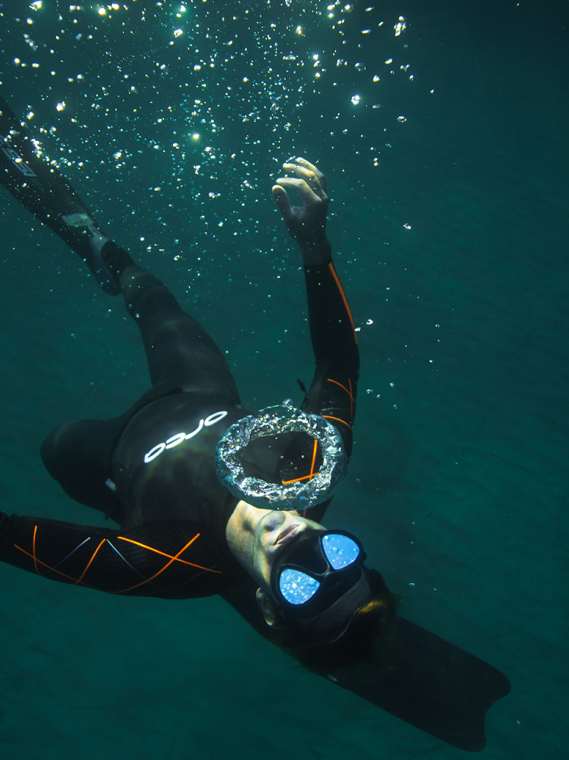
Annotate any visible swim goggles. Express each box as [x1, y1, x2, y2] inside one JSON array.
[[216, 400, 347, 510], [271, 530, 366, 619]]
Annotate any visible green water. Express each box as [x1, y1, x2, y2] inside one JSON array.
[[0, 1, 567, 758]]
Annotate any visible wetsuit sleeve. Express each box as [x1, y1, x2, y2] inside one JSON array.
[[0, 511, 226, 598], [301, 259, 360, 458]]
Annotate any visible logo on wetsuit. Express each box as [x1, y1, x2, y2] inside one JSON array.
[[143, 410, 228, 463]]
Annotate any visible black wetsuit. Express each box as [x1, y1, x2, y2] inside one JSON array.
[[0, 95, 359, 636]]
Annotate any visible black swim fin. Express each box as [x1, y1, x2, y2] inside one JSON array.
[[328, 615, 510, 752], [0, 93, 122, 295]]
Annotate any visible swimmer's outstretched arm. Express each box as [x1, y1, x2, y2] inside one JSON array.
[[273, 160, 359, 523], [272, 157, 331, 266]]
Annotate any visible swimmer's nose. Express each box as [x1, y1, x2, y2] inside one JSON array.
[[262, 511, 288, 532]]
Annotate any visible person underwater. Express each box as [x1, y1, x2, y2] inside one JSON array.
[[0, 93, 403, 683]]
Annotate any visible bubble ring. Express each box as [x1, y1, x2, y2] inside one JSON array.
[[216, 400, 347, 510]]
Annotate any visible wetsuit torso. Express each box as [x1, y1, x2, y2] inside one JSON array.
[[0, 262, 359, 619]]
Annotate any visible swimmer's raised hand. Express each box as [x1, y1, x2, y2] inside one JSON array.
[[273, 157, 331, 265]]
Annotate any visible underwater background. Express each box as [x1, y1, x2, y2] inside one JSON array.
[[0, 1, 567, 758]]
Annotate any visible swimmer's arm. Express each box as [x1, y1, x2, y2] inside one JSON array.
[[300, 260, 360, 459], [272, 157, 331, 266], [0, 511, 225, 598], [272, 159, 359, 451]]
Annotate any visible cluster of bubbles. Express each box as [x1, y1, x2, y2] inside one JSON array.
[[1, 1, 422, 273]]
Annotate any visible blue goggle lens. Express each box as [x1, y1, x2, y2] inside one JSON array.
[[322, 533, 361, 569], [279, 569, 321, 605]]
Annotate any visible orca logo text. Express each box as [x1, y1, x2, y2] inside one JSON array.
[[144, 410, 228, 463]]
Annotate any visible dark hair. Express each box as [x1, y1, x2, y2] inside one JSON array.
[[269, 568, 405, 684]]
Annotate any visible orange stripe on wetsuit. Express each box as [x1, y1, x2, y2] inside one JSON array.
[[328, 262, 358, 345], [282, 438, 319, 485], [326, 377, 355, 420]]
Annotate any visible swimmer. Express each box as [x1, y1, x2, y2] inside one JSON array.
[[0, 94, 401, 682]]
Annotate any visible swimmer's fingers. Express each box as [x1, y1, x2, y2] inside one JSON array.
[[293, 158, 327, 193], [274, 176, 322, 209], [272, 162, 330, 261], [272, 183, 293, 221], [282, 157, 328, 197], [272, 177, 329, 230]]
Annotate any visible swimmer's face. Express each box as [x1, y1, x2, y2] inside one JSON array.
[[226, 501, 323, 590], [226, 501, 372, 630]]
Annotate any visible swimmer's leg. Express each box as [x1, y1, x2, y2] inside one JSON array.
[[3, 94, 240, 504], [39, 269, 242, 518], [0, 93, 129, 295], [1, 95, 238, 401], [117, 265, 241, 403]]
